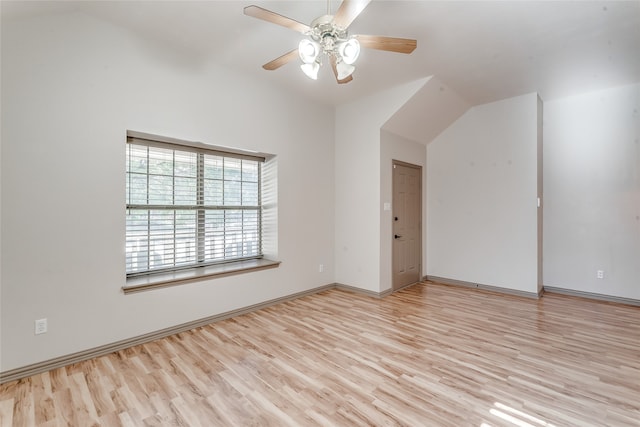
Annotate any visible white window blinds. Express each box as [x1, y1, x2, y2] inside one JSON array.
[[126, 134, 264, 276]]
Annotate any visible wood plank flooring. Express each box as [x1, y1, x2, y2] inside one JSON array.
[[1, 281, 639, 426]]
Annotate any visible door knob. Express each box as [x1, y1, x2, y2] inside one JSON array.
[[394, 234, 402, 239]]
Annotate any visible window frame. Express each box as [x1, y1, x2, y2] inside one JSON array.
[[125, 131, 269, 282]]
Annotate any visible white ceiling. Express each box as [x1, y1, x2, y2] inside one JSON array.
[[3, 0, 640, 107]]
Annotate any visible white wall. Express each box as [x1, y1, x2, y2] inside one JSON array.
[[544, 83, 640, 300], [6, 6, 635, 379], [1, 10, 335, 372], [334, 78, 428, 292], [379, 130, 426, 291], [427, 93, 540, 294], [383, 76, 470, 145]]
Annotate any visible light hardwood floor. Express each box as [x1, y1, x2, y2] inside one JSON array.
[[1, 282, 639, 426]]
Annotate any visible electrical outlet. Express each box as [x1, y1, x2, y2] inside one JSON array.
[[319, 264, 324, 273], [35, 318, 48, 335], [597, 270, 604, 279]]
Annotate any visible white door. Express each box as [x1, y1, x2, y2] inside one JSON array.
[[392, 161, 422, 290]]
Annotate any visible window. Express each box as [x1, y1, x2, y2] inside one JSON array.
[[126, 133, 264, 276]]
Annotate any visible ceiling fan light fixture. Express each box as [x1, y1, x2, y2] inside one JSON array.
[[336, 60, 355, 80], [299, 39, 320, 64], [244, 1, 417, 84], [338, 38, 360, 65], [301, 62, 320, 80]]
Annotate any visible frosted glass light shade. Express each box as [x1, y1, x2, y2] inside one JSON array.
[[336, 61, 355, 80], [301, 62, 320, 80], [299, 39, 320, 64], [338, 38, 360, 65]]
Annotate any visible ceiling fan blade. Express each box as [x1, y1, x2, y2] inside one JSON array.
[[262, 49, 299, 71], [330, 55, 354, 84], [355, 35, 417, 54], [244, 5, 310, 34], [333, 0, 372, 29]]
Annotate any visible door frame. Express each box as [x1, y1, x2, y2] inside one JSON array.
[[392, 159, 423, 290]]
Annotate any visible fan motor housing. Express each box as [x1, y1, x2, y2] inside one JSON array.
[[310, 14, 348, 47]]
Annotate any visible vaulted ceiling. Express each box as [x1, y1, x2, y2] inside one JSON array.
[[3, 1, 640, 107]]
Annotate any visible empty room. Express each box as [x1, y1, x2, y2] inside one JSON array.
[[1, 0, 639, 426]]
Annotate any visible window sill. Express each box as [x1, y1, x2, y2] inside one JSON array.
[[123, 259, 281, 294]]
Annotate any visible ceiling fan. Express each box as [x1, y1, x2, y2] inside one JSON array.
[[244, 0, 417, 84]]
